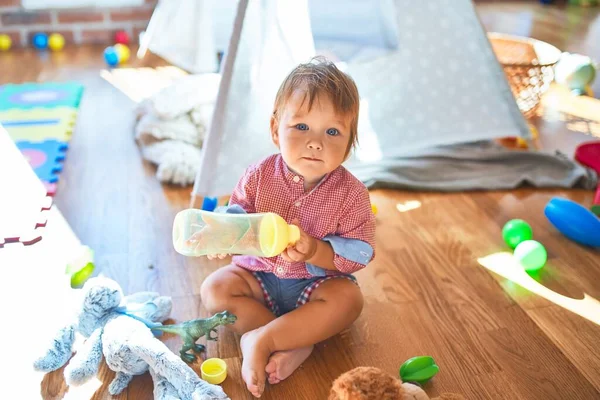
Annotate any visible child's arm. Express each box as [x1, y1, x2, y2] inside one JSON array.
[[281, 222, 337, 270], [283, 187, 376, 273]]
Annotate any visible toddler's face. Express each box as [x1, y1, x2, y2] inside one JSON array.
[[271, 90, 351, 186]]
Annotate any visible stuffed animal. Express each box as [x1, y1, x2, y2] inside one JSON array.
[[328, 366, 464, 400], [33, 276, 229, 400]]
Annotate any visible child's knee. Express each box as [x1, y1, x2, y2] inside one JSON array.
[[346, 284, 364, 318], [200, 273, 231, 313], [199, 267, 255, 313], [314, 279, 364, 318]]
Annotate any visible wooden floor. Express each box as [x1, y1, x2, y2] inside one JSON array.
[[3, 2, 600, 400]]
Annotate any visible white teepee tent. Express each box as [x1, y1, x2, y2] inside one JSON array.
[[185, 0, 533, 204], [138, 0, 218, 74]]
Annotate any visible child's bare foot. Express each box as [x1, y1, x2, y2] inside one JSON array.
[[265, 345, 314, 384], [240, 328, 272, 398]]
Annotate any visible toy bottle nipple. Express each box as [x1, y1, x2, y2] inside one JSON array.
[[172, 209, 300, 257]]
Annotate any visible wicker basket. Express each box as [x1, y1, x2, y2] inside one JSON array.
[[488, 32, 562, 118]]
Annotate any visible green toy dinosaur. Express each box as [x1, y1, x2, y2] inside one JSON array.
[[151, 310, 237, 363]]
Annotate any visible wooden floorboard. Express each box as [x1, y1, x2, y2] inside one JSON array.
[[2, 2, 600, 399]]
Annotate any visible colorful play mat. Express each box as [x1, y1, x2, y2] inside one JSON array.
[[0, 82, 84, 196]]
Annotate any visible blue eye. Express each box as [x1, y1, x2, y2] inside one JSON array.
[[326, 128, 339, 136], [295, 123, 308, 131]]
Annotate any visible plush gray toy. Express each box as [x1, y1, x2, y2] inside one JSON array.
[[33, 276, 229, 400]]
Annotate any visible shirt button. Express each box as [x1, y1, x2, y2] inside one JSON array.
[[277, 267, 284, 274], [295, 201, 301, 207], [293, 176, 300, 183]]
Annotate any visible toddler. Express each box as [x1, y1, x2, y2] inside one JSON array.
[[200, 56, 376, 398]]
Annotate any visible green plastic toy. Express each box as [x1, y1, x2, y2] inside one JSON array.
[[502, 219, 533, 249], [514, 240, 547, 272], [65, 245, 95, 288], [399, 356, 439, 386]]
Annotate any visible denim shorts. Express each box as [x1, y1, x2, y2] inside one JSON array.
[[252, 271, 357, 317]]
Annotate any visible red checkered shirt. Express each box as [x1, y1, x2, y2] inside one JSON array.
[[227, 153, 376, 279]]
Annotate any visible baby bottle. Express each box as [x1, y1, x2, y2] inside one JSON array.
[[172, 209, 300, 257]]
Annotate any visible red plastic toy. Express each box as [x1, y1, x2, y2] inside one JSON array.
[[114, 30, 130, 45], [575, 141, 600, 216]]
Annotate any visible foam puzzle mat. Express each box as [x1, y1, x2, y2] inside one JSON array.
[[0, 81, 83, 248], [0, 107, 78, 142], [1, 126, 52, 247], [0, 82, 84, 109], [0, 81, 84, 197]]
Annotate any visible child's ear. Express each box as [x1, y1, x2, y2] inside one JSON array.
[[270, 115, 280, 147]]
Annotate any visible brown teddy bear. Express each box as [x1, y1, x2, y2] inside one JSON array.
[[329, 366, 465, 400]]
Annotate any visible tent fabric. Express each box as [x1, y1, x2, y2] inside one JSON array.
[[192, 0, 315, 198], [349, 141, 598, 192], [141, 0, 217, 74], [184, 0, 585, 199]]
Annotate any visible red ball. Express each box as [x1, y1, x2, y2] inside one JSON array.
[[114, 30, 130, 45]]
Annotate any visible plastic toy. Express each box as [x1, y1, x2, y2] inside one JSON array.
[[32, 33, 48, 49], [555, 52, 597, 96], [0, 34, 12, 51], [202, 196, 218, 211], [201, 358, 228, 384], [150, 311, 237, 363], [114, 43, 130, 64], [544, 197, 600, 248], [48, 33, 65, 51], [514, 240, 547, 271], [115, 30, 130, 45], [567, 0, 599, 6], [65, 244, 95, 287], [371, 204, 378, 215], [172, 209, 300, 257], [399, 356, 439, 386], [329, 366, 464, 400], [574, 141, 600, 215], [33, 277, 230, 400], [502, 219, 533, 249], [103, 46, 119, 67]]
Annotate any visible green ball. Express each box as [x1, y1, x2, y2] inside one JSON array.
[[514, 240, 547, 272], [502, 219, 533, 249]]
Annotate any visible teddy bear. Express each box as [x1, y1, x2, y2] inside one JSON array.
[[33, 276, 229, 400], [329, 366, 464, 400]]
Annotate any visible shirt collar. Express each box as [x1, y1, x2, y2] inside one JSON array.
[[277, 153, 333, 191]]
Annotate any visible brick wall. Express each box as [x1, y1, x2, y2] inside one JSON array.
[[0, 0, 157, 47]]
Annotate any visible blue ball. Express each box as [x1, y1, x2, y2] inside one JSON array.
[[33, 33, 48, 49], [103, 46, 119, 67]]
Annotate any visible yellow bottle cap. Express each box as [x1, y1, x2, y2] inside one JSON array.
[[260, 213, 303, 257], [201, 358, 227, 385]]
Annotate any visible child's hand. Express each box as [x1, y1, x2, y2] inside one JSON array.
[[280, 219, 317, 263], [207, 253, 229, 260]]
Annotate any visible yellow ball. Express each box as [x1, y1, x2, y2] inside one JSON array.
[[114, 43, 130, 64], [48, 33, 65, 51], [0, 34, 12, 51]]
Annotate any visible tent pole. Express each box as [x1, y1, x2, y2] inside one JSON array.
[[190, 0, 250, 209]]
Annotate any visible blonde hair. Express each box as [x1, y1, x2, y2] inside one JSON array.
[[272, 56, 360, 157]]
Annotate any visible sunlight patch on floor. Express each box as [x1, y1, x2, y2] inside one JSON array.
[[100, 66, 189, 103], [478, 252, 600, 326], [396, 200, 422, 213], [63, 376, 103, 400]]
